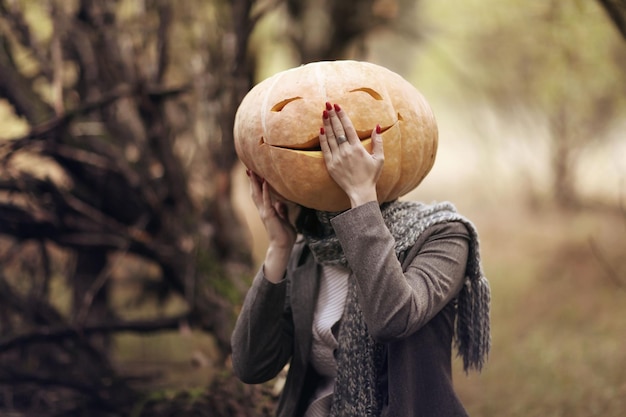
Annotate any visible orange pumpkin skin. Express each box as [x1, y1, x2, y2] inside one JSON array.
[[234, 60, 438, 212]]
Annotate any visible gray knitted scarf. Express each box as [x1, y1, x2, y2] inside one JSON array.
[[302, 200, 491, 417]]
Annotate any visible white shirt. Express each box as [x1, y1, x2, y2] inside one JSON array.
[[304, 264, 350, 417]]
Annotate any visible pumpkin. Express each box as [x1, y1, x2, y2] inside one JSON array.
[[233, 60, 438, 212]]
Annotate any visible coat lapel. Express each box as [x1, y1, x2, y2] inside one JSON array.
[[290, 251, 320, 366]]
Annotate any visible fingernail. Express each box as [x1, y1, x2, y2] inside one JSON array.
[[246, 169, 250, 176], [376, 124, 381, 134], [320, 127, 325, 135], [323, 110, 329, 119], [325, 102, 332, 111], [333, 103, 341, 112]]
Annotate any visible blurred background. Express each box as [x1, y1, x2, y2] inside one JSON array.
[[0, 0, 625, 416]]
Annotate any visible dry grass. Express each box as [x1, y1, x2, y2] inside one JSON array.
[[110, 160, 626, 416], [452, 202, 626, 417]]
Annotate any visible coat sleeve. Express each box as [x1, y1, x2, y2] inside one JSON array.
[[330, 201, 469, 342], [230, 267, 295, 384]]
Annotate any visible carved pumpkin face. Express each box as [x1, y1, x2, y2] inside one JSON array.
[[234, 60, 438, 212]]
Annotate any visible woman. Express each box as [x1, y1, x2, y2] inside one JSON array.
[[231, 102, 490, 417]]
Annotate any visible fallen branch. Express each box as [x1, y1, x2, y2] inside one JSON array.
[[1, 82, 191, 153], [0, 312, 205, 353], [0, 367, 134, 414], [589, 237, 626, 290]]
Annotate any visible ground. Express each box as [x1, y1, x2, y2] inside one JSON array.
[[104, 145, 626, 417]]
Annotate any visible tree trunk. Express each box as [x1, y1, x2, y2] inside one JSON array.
[[72, 249, 112, 350], [551, 107, 578, 208]]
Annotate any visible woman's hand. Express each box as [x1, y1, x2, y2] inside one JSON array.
[[319, 102, 384, 208], [248, 170, 299, 282]]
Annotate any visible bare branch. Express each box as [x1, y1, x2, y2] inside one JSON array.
[[0, 0, 53, 80], [0, 312, 203, 353], [155, 1, 172, 83], [50, 0, 65, 115]]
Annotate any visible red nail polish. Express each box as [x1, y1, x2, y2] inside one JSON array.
[[320, 127, 325, 135], [376, 124, 381, 134], [246, 169, 251, 176], [325, 102, 332, 111], [323, 110, 329, 119], [333, 103, 341, 112]]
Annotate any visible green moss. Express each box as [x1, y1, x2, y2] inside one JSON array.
[[195, 248, 243, 305]]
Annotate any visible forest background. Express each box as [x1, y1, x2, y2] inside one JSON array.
[[0, 0, 625, 416]]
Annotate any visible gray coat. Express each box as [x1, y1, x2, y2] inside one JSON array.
[[231, 202, 471, 416]]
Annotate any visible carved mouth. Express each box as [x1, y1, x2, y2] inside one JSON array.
[[260, 118, 399, 152]]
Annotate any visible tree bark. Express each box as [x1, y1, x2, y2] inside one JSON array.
[[597, 0, 626, 40]]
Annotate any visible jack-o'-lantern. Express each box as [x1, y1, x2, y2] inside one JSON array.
[[234, 60, 438, 212]]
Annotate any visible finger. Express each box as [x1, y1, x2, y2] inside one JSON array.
[[371, 124, 384, 161], [328, 105, 347, 143], [319, 126, 332, 158], [261, 178, 274, 212], [248, 170, 262, 200], [333, 104, 358, 145], [322, 108, 339, 153], [249, 170, 261, 185], [274, 201, 287, 221]]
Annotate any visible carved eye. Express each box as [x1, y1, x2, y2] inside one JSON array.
[[349, 88, 383, 100], [271, 97, 303, 112]]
